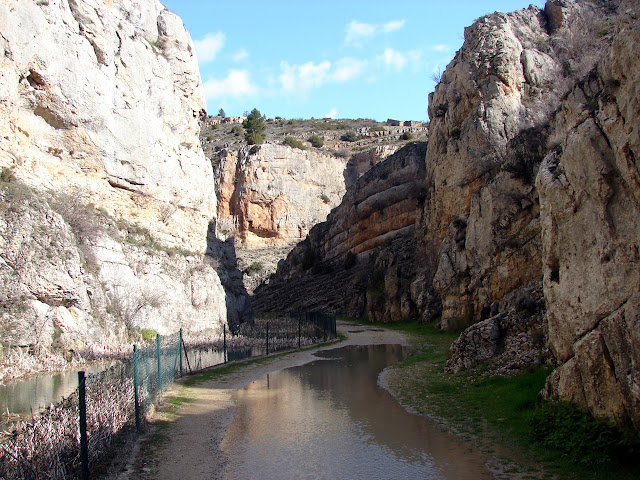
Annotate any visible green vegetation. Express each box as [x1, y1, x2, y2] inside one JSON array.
[[312, 121, 348, 131], [231, 125, 243, 136], [243, 108, 266, 145], [245, 261, 263, 275], [307, 134, 325, 148], [320, 193, 330, 204], [138, 328, 158, 343], [347, 318, 640, 480], [218, 108, 226, 118], [340, 131, 360, 142], [401, 131, 413, 141], [282, 136, 306, 150], [0, 166, 16, 183]]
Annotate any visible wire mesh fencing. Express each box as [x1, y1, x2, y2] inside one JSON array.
[[0, 314, 337, 479], [0, 331, 181, 480], [183, 312, 338, 370]]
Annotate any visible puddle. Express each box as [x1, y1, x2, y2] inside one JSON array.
[[221, 344, 491, 479]]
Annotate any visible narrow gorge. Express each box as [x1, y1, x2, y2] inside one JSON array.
[[0, 0, 638, 459]]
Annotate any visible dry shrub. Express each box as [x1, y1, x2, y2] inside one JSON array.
[[0, 364, 135, 480]]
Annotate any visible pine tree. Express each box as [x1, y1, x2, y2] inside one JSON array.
[[218, 108, 226, 118], [242, 108, 266, 145]]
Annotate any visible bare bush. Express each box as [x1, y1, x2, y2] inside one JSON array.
[[106, 286, 165, 329]]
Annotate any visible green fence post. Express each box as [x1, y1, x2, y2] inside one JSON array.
[[266, 321, 269, 355], [156, 334, 162, 392], [78, 371, 89, 480], [133, 344, 140, 432], [223, 324, 227, 364], [179, 329, 183, 376], [298, 317, 301, 349]]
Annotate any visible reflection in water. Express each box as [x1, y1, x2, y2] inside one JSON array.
[[221, 345, 491, 480], [0, 362, 112, 420]]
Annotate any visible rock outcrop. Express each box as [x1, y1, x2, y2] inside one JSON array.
[[0, 0, 249, 370], [424, 0, 611, 328], [215, 144, 347, 248], [537, 0, 640, 430], [252, 143, 428, 320], [0, 0, 215, 253]]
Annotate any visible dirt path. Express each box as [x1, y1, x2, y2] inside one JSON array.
[[114, 321, 410, 480]]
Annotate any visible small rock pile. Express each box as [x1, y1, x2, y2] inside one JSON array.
[[445, 281, 554, 375]]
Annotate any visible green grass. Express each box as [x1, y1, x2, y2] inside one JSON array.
[[344, 317, 640, 480]]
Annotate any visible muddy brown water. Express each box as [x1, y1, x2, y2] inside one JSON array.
[[220, 344, 492, 479]]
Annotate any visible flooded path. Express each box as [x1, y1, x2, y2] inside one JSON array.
[[221, 344, 491, 479], [132, 322, 493, 480]]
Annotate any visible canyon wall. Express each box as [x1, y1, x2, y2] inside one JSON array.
[[215, 144, 347, 248], [0, 0, 248, 367], [537, 0, 640, 431], [252, 142, 429, 321], [253, 0, 640, 430]]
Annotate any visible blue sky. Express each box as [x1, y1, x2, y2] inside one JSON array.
[[161, 1, 546, 121]]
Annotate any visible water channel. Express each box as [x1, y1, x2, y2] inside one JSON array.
[[220, 344, 492, 479], [0, 362, 112, 428]]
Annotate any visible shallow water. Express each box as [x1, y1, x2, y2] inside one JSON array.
[[221, 344, 492, 480], [0, 362, 112, 421]]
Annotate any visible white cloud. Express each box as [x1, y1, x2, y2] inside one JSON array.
[[194, 31, 225, 64], [332, 58, 368, 82], [378, 48, 422, 72], [431, 44, 450, 52], [380, 48, 407, 71], [382, 20, 405, 33], [345, 19, 405, 46], [325, 108, 338, 119], [279, 58, 366, 95], [345, 21, 377, 45], [232, 48, 249, 62], [202, 70, 257, 99]]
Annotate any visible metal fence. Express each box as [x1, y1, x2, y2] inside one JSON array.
[[0, 313, 337, 480]]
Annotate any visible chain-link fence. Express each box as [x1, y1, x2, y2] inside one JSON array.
[[0, 314, 337, 479]]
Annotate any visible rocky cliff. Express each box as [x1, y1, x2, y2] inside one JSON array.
[[0, 0, 248, 378], [0, 0, 215, 252], [214, 144, 347, 248], [252, 0, 640, 431], [536, 0, 640, 431], [252, 142, 429, 320]]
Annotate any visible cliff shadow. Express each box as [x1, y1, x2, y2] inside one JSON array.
[[205, 220, 253, 331]]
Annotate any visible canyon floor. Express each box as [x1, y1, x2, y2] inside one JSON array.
[[105, 321, 548, 480]]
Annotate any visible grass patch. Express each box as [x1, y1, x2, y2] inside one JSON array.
[[344, 317, 640, 480]]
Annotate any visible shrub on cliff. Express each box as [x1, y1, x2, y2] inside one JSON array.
[[308, 134, 324, 148], [282, 136, 306, 150], [243, 108, 266, 145], [340, 131, 360, 142]]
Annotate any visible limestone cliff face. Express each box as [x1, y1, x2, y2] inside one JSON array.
[[423, 0, 611, 328], [537, 0, 640, 430], [0, 0, 215, 252], [215, 144, 347, 248], [252, 143, 428, 320], [0, 0, 248, 368]]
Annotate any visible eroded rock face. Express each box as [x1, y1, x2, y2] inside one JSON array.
[[215, 144, 347, 248], [252, 143, 428, 320], [446, 281, 552, 374], [424, 0, 612, 328], [0, 0, 249, 363], [0, 184, 228, 363], [0, 0, 215, 252], [537, 2, 640, 430]]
